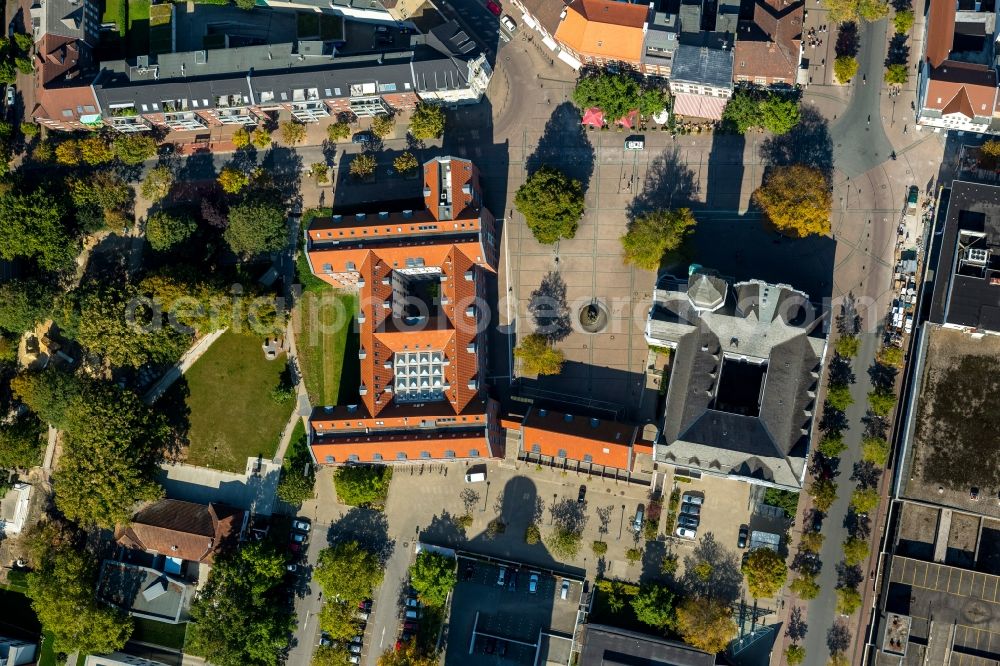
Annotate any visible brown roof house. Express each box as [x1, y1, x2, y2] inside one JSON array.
[[115, 499, 247, 565], [919, 61, 998, 134], [733, 0, 803, 86]]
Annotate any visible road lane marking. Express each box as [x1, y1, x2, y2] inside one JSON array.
[[380, 627, 386, 647]]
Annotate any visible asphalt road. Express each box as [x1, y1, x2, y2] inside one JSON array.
[[286, 523, 329, 666], [830, 18, 894, 177]]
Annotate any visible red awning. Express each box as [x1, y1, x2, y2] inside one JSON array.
[[616, 109, 639, 129], [672, 93, 727, 121], [581, 107, 604, 127]]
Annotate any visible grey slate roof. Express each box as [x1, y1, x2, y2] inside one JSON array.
[[671, 35, 734, 87], [648, 271, 827, 488], [92, 29, 479, 113]]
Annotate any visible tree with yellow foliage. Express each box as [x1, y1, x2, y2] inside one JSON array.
[[217, 166, 249, 194], [674, 596, 736, 654], [377, 639, 437, 666], [753, 165, 831, 237]]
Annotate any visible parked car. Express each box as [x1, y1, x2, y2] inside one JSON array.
[[675, 526, 697, 539], [680, 502, 701, 517], [682, 493, 703, 505], [560, 579, 570, 600], [971, 486, 981, 501], [507, 569, 518, 591], [352, 131, 374, 144], [402, 621, 418, 631], [497, 567, 507, 586], [291, 532, 308, 544], [355, 611, 369, 621], [624, 136, 645, 150], [631, 504, 645, 532], [500, 14, 516, 31], [288, 542, 301, 553], [737, 524, 749, 549], [529, 571, 539, 594], [349, 644, 362, 655], [577, 485, 587, 504], [678, 514, 699, 529], [5, 86, 13, 107], [465, 471, 486, 483], [463, 564, 475, 580], [498, 641, 508, 657], [292, 519, 311, 532], [484, 637, 496, 654], [404, 609, 419, 620], [349, 657, 360, 665], [405, 597, 420, 608], [486, 0, 501, 15], [286, 563, 298, 573], [319, 633, 333, 647], [375, 25, 388, 32], [358, 599, 372, 612]]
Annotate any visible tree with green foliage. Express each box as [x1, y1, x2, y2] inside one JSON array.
[[141, 164, 175, 202], [785, 644, 806, 665], [572, 71, 644, 122], [722, 89, 800, 134], [763, 488, 799, 519], [0, 188, 75, 271], [514, 333, 564, 375], [515, 166, 584, 244], [319, 601, 363, 642], [187, 540, 294, 666], [371, 114, 395, 138], [327, 121, 351, 142], [753, 164, 831, 238], [885, 63, 909, 85], [394, 151, 419, 174], [279, 120, 307, 145], [349, 153, 377, 179], [675, 596, 736, 654], [313, 644, 354, 666], [817, 435, 847, 459], [850, 487, 880, 515], [843, 536, 870, 566], [808, 478, 838, 512], [894, 8, 914, 33], [13, 33, 33, 52], [592, 540, 608, 556], [26, 542, 133, 655], [620, 208, 696, 270], [277, 430, 315, 505], [859, 0, 890, 20], [741, 547, 788, 598], [836, 586, 862, 614], [0, 278, 56, 334], [10, 369, 85, 428], [631, 584, 675, 629], [826, 384, 854, 412], [878, 345, 904, 368], [309, 162, 329, 184], [861, 437, 890, 466], [236, 0, 256, 10], [637, 87, 668, 116], [800, 530, 824, 554], [224, 200, 288, 257], [333, 465, 392, 506], [218, 165, 250, 194], [14, 56, 31, 74], [66, 282, 190, 368], [54, 382, 168, 527], [408, 103, 446, 140], [790, 573, 820, 599], [0, 413, 44, 469], [834, 56, 859, 83], [409, 551, 457, 607], [145, 210, 197, 251], [835, 335, 860, 357], [113, 133, 157, 164], [316, 541, 384, 603], [868, 388, 897, 416], [20, 122, 39, 138], [545, 525, 582, 559], [760, 96, 801, 134], [0, 61, 14, 85]]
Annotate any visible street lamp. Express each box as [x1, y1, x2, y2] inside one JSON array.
[[482, 481, 491, 512]]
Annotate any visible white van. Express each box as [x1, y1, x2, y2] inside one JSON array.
[[465, 472, 486, 483]]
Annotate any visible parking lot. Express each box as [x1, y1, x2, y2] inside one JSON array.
[[446, 556, 582, 666], [663, 474, 755, 564]]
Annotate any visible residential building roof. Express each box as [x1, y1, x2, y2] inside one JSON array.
[[646, 270, 827, 489], [733, 0, 803, 82], [97, 561, 194, 624], [580, 624, 715, 666], [521, 407, 639, 470], [35, 33, 90, 86], [929, 180, 1000, 332], [716, 0, 741, 33], [926, 0, 957, 67], [114, 499, 244, 563], [554, 0, 650, 62], [28, 0, 95, 43], [85, 653, 171, 666], [671, 35, 734, 87], [923, 61, 997, 120], [517, 0, 570, 35]]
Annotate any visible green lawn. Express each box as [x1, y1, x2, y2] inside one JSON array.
[[148, 3, 172, 55], [183, 330, 293, 472], [295, 288, 358, 407], [132, 618, 187, 649], [38, 631, 55, 666], [101, 0, 123, 27]]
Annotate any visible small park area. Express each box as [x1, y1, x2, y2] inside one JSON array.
[[182, 330, 293, 472]]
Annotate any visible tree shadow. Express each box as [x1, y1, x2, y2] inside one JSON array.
[[867, 362, 897, 391], [835, 22, 859, 58], [827, 620, 851, 654], [525, 102, 596, 191], [418, 510, 468, 549], [639, 539, 669, 585], [529, 271, 571, 342], [326, 507, 395, 566], [886, 34, 910, 67], [836, 561, 864, 590], [550, 497, 588, 534], [758, 106, 834, 182], [628, 147, 699, 221], [843, 509, 872, 540], [261, 146, 304, 210], [851, 461, 882, 491], [156, 375, 191, 462], [681, 532, 743, 603], [174, 148, 219, 183]]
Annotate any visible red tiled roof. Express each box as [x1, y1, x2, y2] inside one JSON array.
[[311, 432, 489, 463], [925, 61, 997, 119], [521, 407, 639, 470], [733, 0, 802, 82], [926, 0, 956, 68], [114, 500, 243, 563]]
